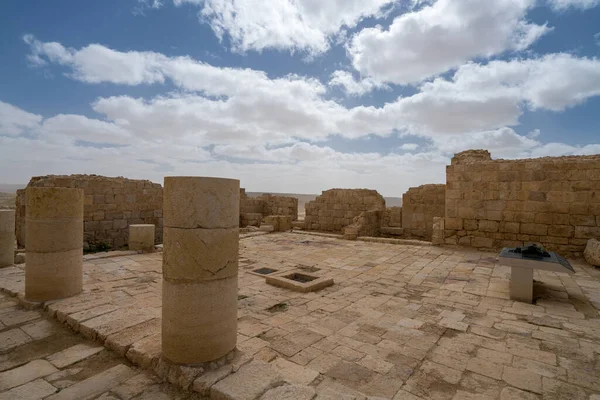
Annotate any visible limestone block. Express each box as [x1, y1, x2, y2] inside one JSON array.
[[0, 210, 15, 268], [163, 227, 238, 281], [164, 177, 239, 229], [128, 224, 155, 253], [14, 252, 26, 264], [584, 238, 600, 267], [25, 187, 83, 302], [162, 277, 237, 364], [260, 224, 275, 233]]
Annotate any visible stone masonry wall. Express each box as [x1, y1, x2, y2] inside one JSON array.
[[16, 175, 163, 250], [402, 184, 446, 240], [345, 210, 383, 237], [305, 189, 386, 232], [239, 189, 299, 227], [15, 190, 25, 248], [257, 194, 299, 221], [382, 207, 403, 227], [445, 150, 600, 256]]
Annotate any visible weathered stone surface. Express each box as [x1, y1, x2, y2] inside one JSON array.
[[45, 364, 135, 400], [129, 224, 155, 253], [211, 360, 284, 400], [271, 357, 319, 385], [305, 189, 386, 233], [584, 238, 600, 266], [46, 343, 104, 368], [0, 210, 15, 268], [260, 384, 316, 400], [20, 319, 57, 340], [445, 150, 600, 256], [162, 176, 239, 364], [25, 187, 83, 302], [192, 365, 233, 396], [0, 328, 31, 352], [162, 277, 238, 364], [0, 378, 57, 400], [111, 373, 156, 400], [502, 366, 542, 394], [0, 360, 58, 391]]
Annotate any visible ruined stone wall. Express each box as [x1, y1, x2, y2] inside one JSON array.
[[257, 194, 298, 220], [346, 210, 383, 237], [240, 189, 265, 214], [15, 190, 25, 248], [382, 207, 403, 227], [16, 175, 162, 250], [239, 189, 299, 227], [445, 150, 600, 256], [402, 184, 446, 240], [304, 189, 386, 232]]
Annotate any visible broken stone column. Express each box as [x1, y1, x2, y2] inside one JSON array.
[[0, 210, 16, 268], [162, 177, 239, 364], [129, 224, 155, 253], [25, 187, 84, 302]]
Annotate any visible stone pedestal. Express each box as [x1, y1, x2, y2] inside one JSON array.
[[510, 267, 533, 303], [25, 187, 84, 302], [0, 210, 16, 268], [162, 177, 239, 364], [129, 224, 155, 253]]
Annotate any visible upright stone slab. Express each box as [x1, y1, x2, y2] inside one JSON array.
[[162, 177, 239, 364], [129, 224, 155, 253], [25, 187, 84, 302], [0, 210, 16, 267]]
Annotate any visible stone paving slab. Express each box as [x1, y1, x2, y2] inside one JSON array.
[[0, 292, 202, 399], [1, 232, 600, 399]]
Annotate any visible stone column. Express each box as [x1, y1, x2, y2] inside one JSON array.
[[25, 187, 84, 302], [0, 210, 16, 268], [162, 177, 239, 364], [129, 224, 155, 253]]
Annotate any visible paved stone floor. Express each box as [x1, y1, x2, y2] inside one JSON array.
[[0, 291, 202, 399], [1, 232, 600, 399]]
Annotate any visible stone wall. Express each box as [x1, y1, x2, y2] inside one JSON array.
[[345, 210, 383, 237], [257, 194, 299, 221], [239, 189, 299, 227], [305, 189, 386, 232], [382, 207, 403, 227], [444, 150, 600, 256], [15, 190, 25, 248], [402, 184, 446, 240], [16, 175, 163, 250]]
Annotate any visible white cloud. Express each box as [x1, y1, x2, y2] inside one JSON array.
[[23, 37, 600, 145], [0, 101, 42, 136], [41, 114, 134, 145], [174, 0, 395, 54], [399, 143, 419, 151], [446, 54, 600, 111], [328, 70, 387, 96], [347, 0, 550, 84], [528, 142, 600, 157], [548, 0, 600, 10], [433, 127, 540, 158]]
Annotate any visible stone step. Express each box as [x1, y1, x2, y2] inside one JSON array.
[[379, 227, 405, 236]]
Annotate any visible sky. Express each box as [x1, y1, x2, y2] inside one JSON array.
[[0, 0, 599, 197]]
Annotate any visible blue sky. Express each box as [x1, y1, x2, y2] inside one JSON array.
[[0, 0, 599, 196]]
